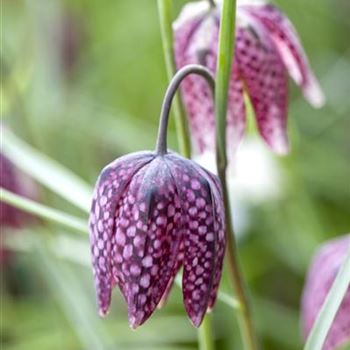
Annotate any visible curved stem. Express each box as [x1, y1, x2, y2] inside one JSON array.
[[155, 64, 215, 155], [215, 0, 259, 349]]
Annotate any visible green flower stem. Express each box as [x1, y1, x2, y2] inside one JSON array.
[[157, 1, 213, 349], [198, 313, 215, 350], [219, 178, 259, 350], [304, 247, 350, 350], [157, 0, 191, 159], [0, 187, 87, 235], [215, 0, 259, 349]]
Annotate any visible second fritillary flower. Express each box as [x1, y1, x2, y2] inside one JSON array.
[[174, 1, 325, 157]]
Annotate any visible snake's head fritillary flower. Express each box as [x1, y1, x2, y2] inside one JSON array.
[[174, 0, 325, 158], [89, 150, 225, 328], [301, 235, 350, 350]]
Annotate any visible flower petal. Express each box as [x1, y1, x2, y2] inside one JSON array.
[[166, 154, 224, 327], [112, 157, 183, 328], [244, 4, 325, 107], [157, 240, 185, 309], [236, 24, 289, 155], [302, 235, 350, 350], [203, 172, 226, 310], [173, 0, 210, 32], [174, 12, 246, 158], [89, 152, 154, 317], [174, 15, 217, 155]]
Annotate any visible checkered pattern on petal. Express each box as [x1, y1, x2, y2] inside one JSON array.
[[235, 24, 289, 154], [174, 10, 246, 159], [111, 157, 184, 328], [244, 4, 325, 107], [166, 154, 226, 326], [89, 152, 154, 317]]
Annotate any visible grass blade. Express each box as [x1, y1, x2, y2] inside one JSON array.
[[2, 128, 92, 212], [0, 187, 87, 235], [32, 238, 110, 350]]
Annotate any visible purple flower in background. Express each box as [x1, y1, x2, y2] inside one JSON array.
[[89, 151, 225, 328], [0, 152, 38, 263], [301, 235, 350, 350], [59, 13, 84, 77], [174, 1, 325, 157], [0, 154, 26, 228]]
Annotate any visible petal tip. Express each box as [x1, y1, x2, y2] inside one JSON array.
[[128, 315, 141, 330], [269, 134, 289, 156], [190, 314, 205, 328], [129, 323, 138, 330], [98, 307, 110, 318], [304, 81, 326, 109]]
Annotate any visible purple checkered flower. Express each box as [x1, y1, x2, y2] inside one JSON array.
[[301, 235, 350, 350], [89, 65, 226, 328], [89, 151, 225, 328], [174, 1, 325, 157]]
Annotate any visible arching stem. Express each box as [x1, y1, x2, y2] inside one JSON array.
[[155, 64, 215, 155]]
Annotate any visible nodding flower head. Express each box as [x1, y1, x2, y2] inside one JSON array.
[[89, 66, 226, 328], [301, 235, 350, 350], [174, 1, 325, 157]]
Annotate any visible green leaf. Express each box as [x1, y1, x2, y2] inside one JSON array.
[[304, 247, 350, 350], [0, 187, 87, 235], [2, 128, 92, 212]]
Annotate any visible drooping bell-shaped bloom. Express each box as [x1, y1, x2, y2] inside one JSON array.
[[174, 1, 325, 157], [301, 235, 350, 350], [89, 150, 225, 328]]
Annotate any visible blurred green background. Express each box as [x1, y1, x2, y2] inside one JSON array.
[[1, 0, 349, 349]]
